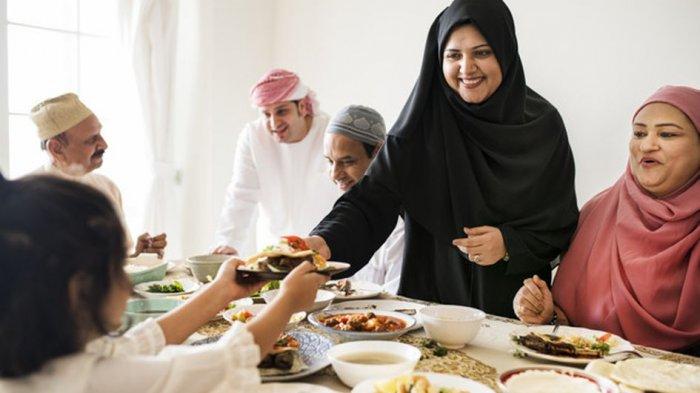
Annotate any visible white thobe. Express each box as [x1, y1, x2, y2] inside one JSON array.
[[352, 217, 405, 294], [31, 164, 134, 250], [214, 113, 341, 254], [0, 319, 261, 393]]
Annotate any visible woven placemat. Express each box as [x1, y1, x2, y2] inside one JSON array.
[[397, 335, 498, 389]]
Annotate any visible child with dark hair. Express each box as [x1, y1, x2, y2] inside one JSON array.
[[0, 174, 328, 392]]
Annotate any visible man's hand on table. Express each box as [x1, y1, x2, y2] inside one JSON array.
[[131, 232, 167, 258]]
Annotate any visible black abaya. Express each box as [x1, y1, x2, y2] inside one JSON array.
[[311, 0, 579, 318]]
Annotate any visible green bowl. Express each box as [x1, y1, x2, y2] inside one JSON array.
[[123, 298, 184, 328], [126, 260, 168, 285]]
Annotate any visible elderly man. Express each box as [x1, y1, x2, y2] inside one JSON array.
[[30, 93, 166, 257], [213, 69, 340, 255], [323, 105, 404, 294]]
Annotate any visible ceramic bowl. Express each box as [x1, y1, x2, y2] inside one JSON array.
[[309, 308, 415, 342], [123, 298, 184, 328], [262, 289, 336, 313], [498, 366, 620, 393], [186, 254, 230, 283], [418, 305, 485, 349], [327, 340, 421, 387], [124, 254, 167, 285]]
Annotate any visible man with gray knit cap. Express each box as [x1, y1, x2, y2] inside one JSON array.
[[323, 105, 404, 293]]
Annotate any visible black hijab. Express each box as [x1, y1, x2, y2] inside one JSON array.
[[391, 0, 578, 244], [313, 0, 578, 316]]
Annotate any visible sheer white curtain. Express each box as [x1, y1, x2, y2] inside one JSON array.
[[118, 0, 180, 255]]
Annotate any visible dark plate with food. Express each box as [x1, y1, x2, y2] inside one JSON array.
[[308, 308, 415, 341], [236, 236, 349, 281]]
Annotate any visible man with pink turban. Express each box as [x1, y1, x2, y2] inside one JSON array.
[[213, 69, 340, 255], [513, 85, 700, 354]]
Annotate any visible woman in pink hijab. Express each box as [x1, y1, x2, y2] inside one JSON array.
[[513, 85, 700, 354]]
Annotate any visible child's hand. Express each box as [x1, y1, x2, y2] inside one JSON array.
[[278, 262, 329, 312], [213, 258, 268, 300]]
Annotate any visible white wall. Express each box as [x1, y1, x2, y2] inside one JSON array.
[[175, 0, 700, 256], [176, 0, 275, 257]]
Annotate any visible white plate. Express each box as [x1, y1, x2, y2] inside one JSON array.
[[166, 258, 187, 273], [309, 309, 415, 341], [259, 383, 341, 393], [499, 366, 620, 393], [324, 279, 383, 300], [352, 372, 495, 393], [134, 278, 200, 298], [510, 325, 635, 365], [222, 304, 306, 331], [329, 299, 426, 331]]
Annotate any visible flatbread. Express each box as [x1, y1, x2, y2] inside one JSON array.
[[611, 358, 700, 393], [258, 351, 308, 377], [246, 249, 316, 264]]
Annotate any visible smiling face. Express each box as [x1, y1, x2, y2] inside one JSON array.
[[442, 24, 503, 104], [260, 101, 311, 143], [49, 114, 107, 174], [324, 133, 375, 192], [630, 102, 700, 197]]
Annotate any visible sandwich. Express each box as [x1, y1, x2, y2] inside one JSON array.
[[257, 334, 308, 376], [245, 235, 327, 272]]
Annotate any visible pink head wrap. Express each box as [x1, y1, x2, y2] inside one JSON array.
[[633, 85, 700, 133], [250, 69, 317, 116], [552, 86, 700, 352]]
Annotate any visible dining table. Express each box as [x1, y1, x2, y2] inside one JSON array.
[[152, 263, 700, 392]]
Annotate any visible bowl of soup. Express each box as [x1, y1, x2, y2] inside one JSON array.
[[327, 340, 421, 387], [308, 308, 415, 341]]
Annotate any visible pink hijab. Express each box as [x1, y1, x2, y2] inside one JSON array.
[[552, 86, 700, 352]]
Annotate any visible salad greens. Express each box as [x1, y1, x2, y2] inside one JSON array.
[[147, 280, 185, 293]]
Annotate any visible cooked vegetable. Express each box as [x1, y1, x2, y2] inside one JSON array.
[[147, 280, 184, 293]]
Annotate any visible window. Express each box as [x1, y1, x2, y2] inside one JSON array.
[[4, 0, 150, 235]]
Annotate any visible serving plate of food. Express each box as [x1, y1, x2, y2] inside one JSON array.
[[259, 329, 334, 382], [190, 328, 333, 382], [353, 372, 494, 393], [322, 279, 383, 300], [133, 278, 200, 298], [221, 304, 306, 331], [309, 309, 415, 341], [510, 325, 634, 365], [236, 236, 350, 280], [498, 366, 619, 393], [328, 299, 426, 331]]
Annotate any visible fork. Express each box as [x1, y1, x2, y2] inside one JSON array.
[[602, 350, 643, 363], [551, 323, 560, 334]]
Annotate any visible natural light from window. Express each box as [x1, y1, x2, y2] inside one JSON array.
[[6, 0, 151, 236]]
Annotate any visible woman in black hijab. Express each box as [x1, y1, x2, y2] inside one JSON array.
[[308, 0, 578, 317]]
